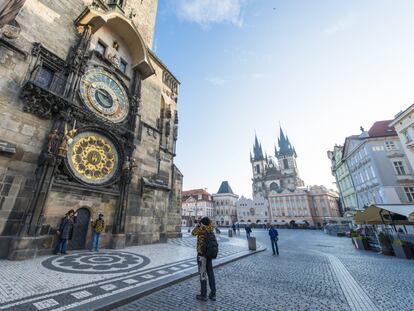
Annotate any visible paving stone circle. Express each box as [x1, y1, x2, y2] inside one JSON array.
[[42, 251, 150, 274]]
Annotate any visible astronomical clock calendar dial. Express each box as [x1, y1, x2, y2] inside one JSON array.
[[79, 69, 129, 123], [67, 131, 120, 185]]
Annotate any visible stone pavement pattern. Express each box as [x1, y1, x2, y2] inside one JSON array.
[[116, 229, 414, 311], [0, 233, 257, 311]]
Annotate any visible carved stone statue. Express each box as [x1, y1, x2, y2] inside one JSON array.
[[0, 0, 26, 28], [58, 122, 77, 157], [47, 129, 60, 154]]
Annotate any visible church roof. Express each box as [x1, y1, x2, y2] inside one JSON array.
[[276, 127, 296, 157], [217, 181, 234, 194], [252, 134, 264, 161]]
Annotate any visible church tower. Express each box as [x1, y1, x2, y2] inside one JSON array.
[[250, 134, 267, 197], [275, 127, 304, 190]]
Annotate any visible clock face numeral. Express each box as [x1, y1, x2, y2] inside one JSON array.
[[79, 69, 129, 123], [67, 131, 120, 185]]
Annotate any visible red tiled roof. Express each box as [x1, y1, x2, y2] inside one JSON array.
[[182, 189, 212, 201], [368, 120, 396, 138]]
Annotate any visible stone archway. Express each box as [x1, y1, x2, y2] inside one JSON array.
[[69, 208, 91, 250]]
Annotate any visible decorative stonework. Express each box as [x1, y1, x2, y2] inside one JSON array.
[[42, 251, 150, 274], [67, 131, 120, 185]]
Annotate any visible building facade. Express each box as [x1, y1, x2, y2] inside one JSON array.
[[390, 104, 414, 176], [328, 144, 358, 213], [265, 186, 341, 227], [212, 181, 238, 226], [329, 121, 414, 210], [0, 0, 182, 259], [181, 189, 213, 226], [251, 128, 304, 198], [236, 196, 270, 226], [308, 186, 342, 226]]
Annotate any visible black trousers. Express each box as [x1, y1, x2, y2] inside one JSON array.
[[197, 255, 216, 297], [271, 238, 279, 255]]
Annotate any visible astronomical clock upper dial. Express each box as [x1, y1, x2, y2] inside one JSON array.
[[79, 69, 129, 123], [67, 131, 120, 185]]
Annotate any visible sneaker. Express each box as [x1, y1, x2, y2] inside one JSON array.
[[209, 294, 216, 301], [196, 295, 207, 301]]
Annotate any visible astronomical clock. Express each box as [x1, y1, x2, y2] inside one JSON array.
[[79, 69, 130, 123], [62, 68, 130, 187]]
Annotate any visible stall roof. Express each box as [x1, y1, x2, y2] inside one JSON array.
[[354, 204, 414, 225]]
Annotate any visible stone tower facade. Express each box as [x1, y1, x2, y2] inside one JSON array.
[[251, 127, 304, 199], [0, 0, 183, 259]]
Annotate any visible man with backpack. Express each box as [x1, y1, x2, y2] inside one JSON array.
[[90, 213, 105, 252], [192, 217, 217, 302]]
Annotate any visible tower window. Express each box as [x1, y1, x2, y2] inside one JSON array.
[[256, 164, 260, 174], [95, 40, 107, 56], [119, 59, 127, 73], [283, 159, 289, 169], [35, 67, 54, 89]]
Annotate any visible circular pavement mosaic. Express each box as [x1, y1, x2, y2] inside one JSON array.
[[42, 251, 150, 274]]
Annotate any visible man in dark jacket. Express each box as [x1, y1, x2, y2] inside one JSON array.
[[192, 217, 216, 302], [54, 209, 76, 255], [245, 225, 252, 238], [269, 225, 279, 255]]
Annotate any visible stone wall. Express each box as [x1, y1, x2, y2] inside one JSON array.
[[0, 0, 182, 259]]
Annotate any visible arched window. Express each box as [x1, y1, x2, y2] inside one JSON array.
[[283, 159, 289, 169], [256, 164, 260, 174]]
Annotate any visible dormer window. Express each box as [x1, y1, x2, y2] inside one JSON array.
[[95, 40, 107, 56]]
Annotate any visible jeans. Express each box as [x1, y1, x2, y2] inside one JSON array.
[[271, 238, 279, 255], [246, 232, 251, 238], [91, 232, 101, 251], [197, 255, 216, 297], [54, 239, 68, 254]]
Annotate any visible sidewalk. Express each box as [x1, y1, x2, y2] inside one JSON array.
[[0, 231, 264, 311]]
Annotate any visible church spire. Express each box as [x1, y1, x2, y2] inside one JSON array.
[[276, 126, 296, 157], [253, 134, 264, 161]]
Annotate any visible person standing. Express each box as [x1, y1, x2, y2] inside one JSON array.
[[192, 217, 217, 302], [269, 225, 279, 255], [232, 223, 236, 235], [54, 209, 77, 255], [90, 213, 105, 252], [236, 223, 240, 234], [245, 224, 252, 238]]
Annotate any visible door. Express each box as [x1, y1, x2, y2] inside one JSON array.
[[69, 208, 90, 250]]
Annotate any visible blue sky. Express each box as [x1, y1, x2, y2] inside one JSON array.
[[153, 0, 414, 197]]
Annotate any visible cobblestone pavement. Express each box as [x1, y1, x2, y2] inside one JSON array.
[[116, 229, 414, 311], [0, 233, 260, 311]]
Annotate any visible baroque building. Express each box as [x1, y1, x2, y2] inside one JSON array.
[[329, 121, 414, 210], [236, 196, 269, 227], [181, 189, 214, 226], [251, 127, 304, 198], [0, 0, 182, 259], [212, 181, 238, 226]]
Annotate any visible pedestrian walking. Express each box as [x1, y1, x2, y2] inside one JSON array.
[[90, 213, 105, 252], [232, 223, 236, 235], [245, 224, 252, 238], [54, 209, 77, 255], [192, 217, 218, 302], [269, 225, 279, 255], [236, 223, 240, 234]]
